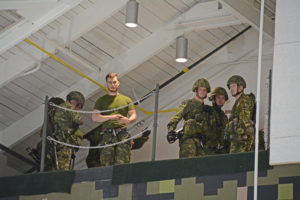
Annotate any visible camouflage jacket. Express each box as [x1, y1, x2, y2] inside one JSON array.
[[206, 104, 228, 148], [53, 102, 83, 145], [229, 93, 255, 129], [167, 98, 215, 137]]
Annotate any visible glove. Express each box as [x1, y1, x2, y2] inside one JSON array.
[[167, 130, 177, 144], [142, 129, 151, 137]]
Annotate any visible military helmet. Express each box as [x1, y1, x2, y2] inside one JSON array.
[[49, 97, 65, 106], [67, 91, 85, 106], [48, 97, 65, 117], [209, 87, 228, 101], [192, 78, 211, 93], [227, 75, 246, 89]]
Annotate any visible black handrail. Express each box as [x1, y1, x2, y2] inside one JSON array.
[[0, 143, 39, 170]]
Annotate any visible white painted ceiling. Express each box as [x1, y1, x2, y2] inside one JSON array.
[[0, 0, 275, 175]]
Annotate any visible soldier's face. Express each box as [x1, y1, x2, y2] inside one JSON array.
[[196, 87, 207, 98], [230, 83, 243, 96], [106, 77, 120, 92], [229, 83, 238, 96], [215, 95, 226, 107], [70, 100, 82, 110]]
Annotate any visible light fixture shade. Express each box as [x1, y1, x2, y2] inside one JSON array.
[[176, 36, 188, 63], [126, 0, 139, 28]]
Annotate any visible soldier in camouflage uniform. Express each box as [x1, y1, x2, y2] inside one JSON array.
[[92, 73, 137, 166], [207, 87, 229, 154], [167, 78, 215, 158], [34, 97, 65, 171], [224, 75, 256, 153], [52, 91, 85, 170]]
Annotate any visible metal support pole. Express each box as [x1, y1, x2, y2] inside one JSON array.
[[40, 96, 49, 172], [152, 84, 159, 161], [254, 0, 265, 199], [267, 70, 272, 150]]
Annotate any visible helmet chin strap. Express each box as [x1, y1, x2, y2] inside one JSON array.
[[213, 102, 222, 108], [232, 84, 243, 97], [196, 94, 206, 100], [232, 91, 241, 97]]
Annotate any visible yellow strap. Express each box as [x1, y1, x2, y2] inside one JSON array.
[[24, 38, 177, 115], [24, 38, 108, 92], [183, 68, 189, 73]]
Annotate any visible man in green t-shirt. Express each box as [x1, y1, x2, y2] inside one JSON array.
[[92, 72, 137, 166]]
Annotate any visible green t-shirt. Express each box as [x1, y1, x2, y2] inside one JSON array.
[[94, 94, 135, 128]]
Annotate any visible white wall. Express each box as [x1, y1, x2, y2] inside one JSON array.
[[131, 28, 274, 162], [270, 0, 300, 165]]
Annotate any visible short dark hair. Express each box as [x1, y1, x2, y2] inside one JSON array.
[[105, 73, 118, 82]]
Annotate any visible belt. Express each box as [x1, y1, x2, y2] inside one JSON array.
[[102, 127, 126, 136]]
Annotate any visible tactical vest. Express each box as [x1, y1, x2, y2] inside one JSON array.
[[182, 99, 213, 137]]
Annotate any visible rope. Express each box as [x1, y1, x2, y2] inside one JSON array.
[[49, 92, 154, 114], [47, 128, 148, 149]]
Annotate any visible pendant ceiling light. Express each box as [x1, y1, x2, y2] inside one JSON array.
[[125, 0, 139, 28], [176, 36, 188, 63]]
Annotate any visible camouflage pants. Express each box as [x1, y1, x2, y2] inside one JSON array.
[[57, 146, 73, 170], [85, 129, 102, 168], [99, 130, 131, 166], [179, 137, 205, 158]]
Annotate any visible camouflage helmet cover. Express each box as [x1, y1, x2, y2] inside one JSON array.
[[209, 87, 228, 101], [67, 91, 85, 105], [192, 78, 211, 93], [227, 75, 246, 89], [49, 97, 65, 106]]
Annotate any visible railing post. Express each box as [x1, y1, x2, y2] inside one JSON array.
[[152, 84, 159, 161], [40, 96, 49, 172]]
